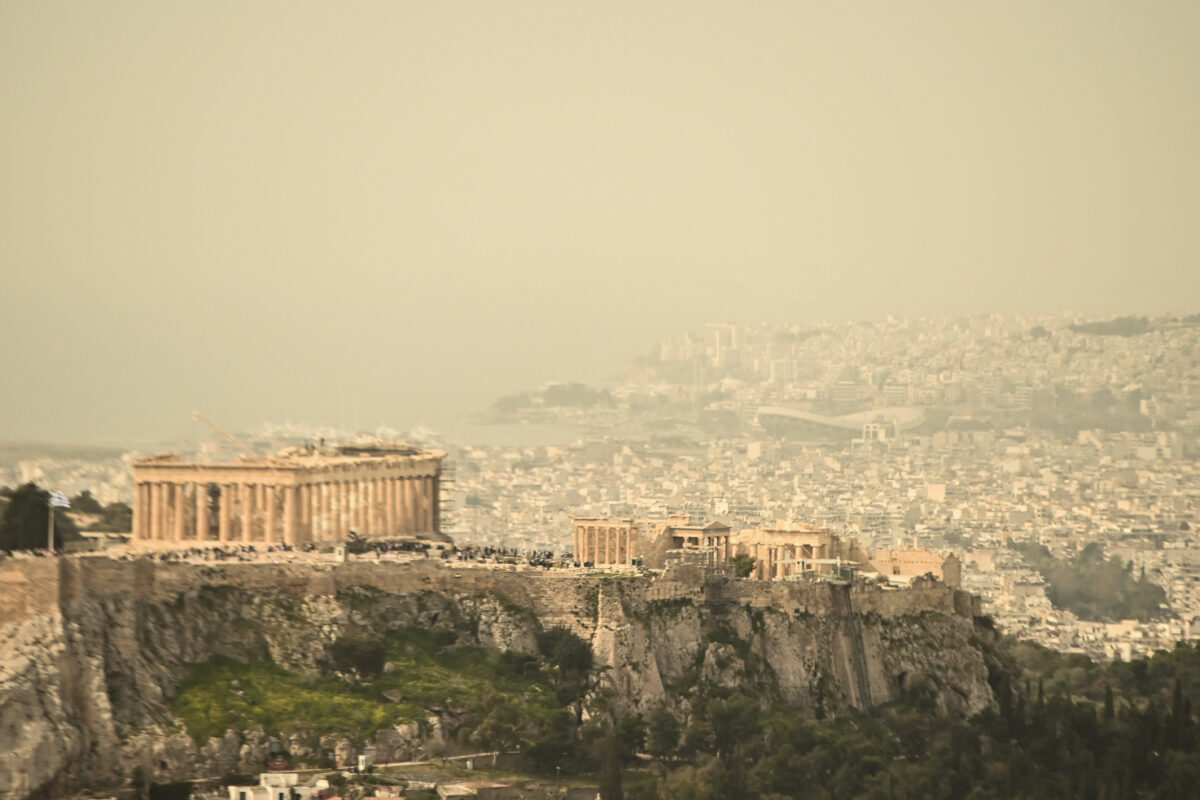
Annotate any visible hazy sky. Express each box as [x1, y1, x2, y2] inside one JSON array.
[[2, 2, 1198, 443]]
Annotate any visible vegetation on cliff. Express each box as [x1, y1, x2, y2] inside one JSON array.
[[172, 657, 406, 744], [172, 627, 581, 753], [159, 587, 1200, 799]]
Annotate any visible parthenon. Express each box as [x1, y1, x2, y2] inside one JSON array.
[[130, 443, 443, 545]]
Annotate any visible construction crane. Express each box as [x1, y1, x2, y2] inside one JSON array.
[[191, 410, 254, 458]]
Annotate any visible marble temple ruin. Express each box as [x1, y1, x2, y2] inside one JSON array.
[[130, 443, 443, 546]]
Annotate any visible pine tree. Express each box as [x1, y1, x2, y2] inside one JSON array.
[[0, 483, 79, 551]]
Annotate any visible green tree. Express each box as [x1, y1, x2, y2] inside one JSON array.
[[88, 501, 133, 532], [731, 554, 756, 579], [71, 489, 104, 514], [646, 705, 681, 760], [129, 766, 150, 800], [538, 626, 593, 673], [328, 636, 387, 679], [538, 626, 593, 705], [0, 483, 79, 551]]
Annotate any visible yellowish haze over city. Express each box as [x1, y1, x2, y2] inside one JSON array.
[[1, 1, 1197, 442]]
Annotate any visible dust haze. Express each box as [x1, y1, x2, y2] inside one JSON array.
[[2, 1, 1197, 443]]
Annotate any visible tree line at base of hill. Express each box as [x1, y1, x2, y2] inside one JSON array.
[[139, 590, 1200, 799], [607, 637, 1200, 800]]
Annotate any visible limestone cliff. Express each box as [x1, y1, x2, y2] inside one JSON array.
[[0, 558, 993, 800]]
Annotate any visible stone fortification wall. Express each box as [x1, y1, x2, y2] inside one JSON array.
[[0, 557, 978, 629], [0, 558, 60, 622], [707, 573, 978, 620]]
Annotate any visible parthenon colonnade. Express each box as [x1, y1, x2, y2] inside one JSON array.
[[130, 444, 443, 546]]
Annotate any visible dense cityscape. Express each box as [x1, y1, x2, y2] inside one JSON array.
[[7, 312, 1200, 666], [6, 3, 1199, 797]]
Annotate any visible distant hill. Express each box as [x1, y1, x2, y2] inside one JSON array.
[[1068, 316, 1151, 336]]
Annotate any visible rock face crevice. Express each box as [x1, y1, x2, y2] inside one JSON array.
[[0, 559, 993, 800]]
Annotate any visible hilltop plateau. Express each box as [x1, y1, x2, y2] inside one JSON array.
[[0, 556, 990, 800]]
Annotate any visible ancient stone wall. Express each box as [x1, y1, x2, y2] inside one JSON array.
[[0, 558, 59, 622], [0, 557, 978, 629]]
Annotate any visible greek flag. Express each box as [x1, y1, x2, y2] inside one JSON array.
[[49, 491, 71, 509]]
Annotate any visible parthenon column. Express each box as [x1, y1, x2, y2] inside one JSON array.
[[367, 479, 379, 535], [360, 480, 371, 535], [428, 476, 436, 531], [264, 486, 278, 544], [401, 477, 414, 533], [219, 486, 231, 542], [195, 484, 208, 541], [162, 485, 172, 541], [412, 477, 424, 532], [304, 484, 314, 541], [367, 479, 378, 533], [431, 475, 440, 533], [384, 477, 396, 535], [350, 480, 361, 533], [398, 479, 408, 534], [142, 483, 152, 540], [283, 486, 297, 545], [367, 478, 378, 533], [399, 478, 407, 531], [330, 482, 340, 540], [149, 483, 162, 540], [319, 483, 331, 541], [355, 479, 364, 534], [422, 477, 433, 531], [358, 480, 368, 533], [376, 477, 387, 534], [335, 481, 346, 538], [163, 483, 174, 541], [173, 484, 186, 542], [414, 476, 425, 532], [241, 483, 256, 541], [302, 485, 312, 541]]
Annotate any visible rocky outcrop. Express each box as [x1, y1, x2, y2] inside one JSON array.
[[0, 558, 994, 800]]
